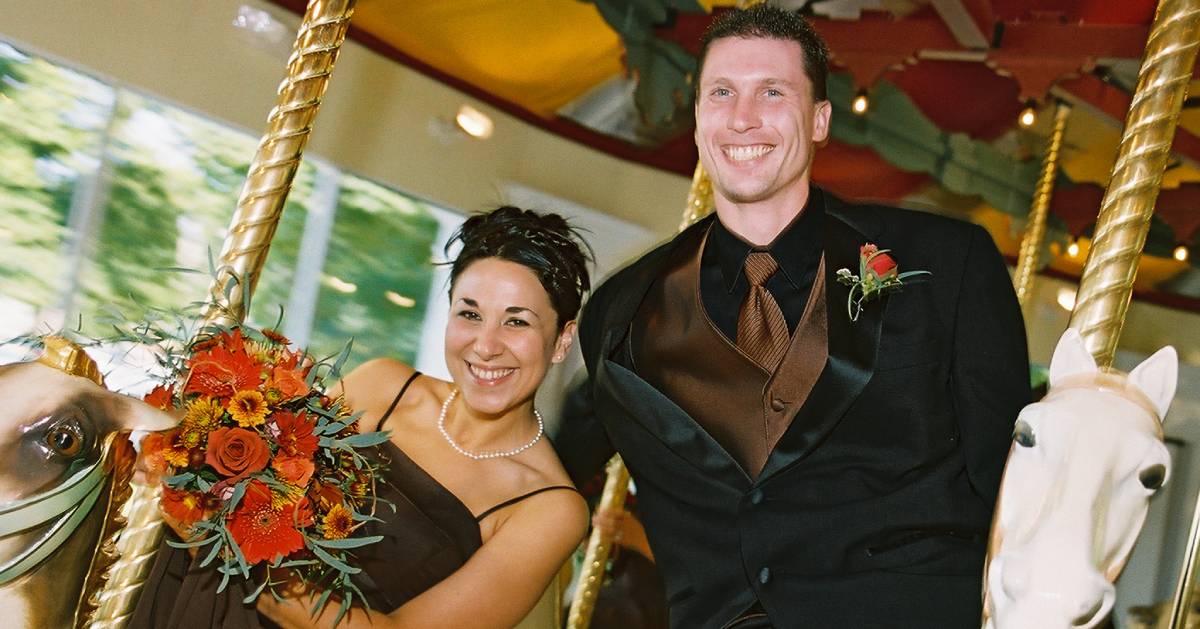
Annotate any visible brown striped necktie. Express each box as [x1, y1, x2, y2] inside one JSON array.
[[737, 252, 790, 371]]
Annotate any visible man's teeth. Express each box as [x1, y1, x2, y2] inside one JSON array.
[[469, 365, 515, 381], [725, 145, 773, 162]]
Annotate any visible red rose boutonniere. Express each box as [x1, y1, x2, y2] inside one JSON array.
[[835, 243, 931, 321]]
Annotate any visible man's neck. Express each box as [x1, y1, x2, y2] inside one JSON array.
[[713, 183, 812, 247]]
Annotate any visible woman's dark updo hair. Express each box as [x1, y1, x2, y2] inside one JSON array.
[[446, 206, 592, 329]]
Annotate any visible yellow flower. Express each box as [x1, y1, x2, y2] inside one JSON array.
[[228, 390, 269, 427], [183, 397, 223, 434], [161, 446, 190, 469], [322, 503, 354, 540]]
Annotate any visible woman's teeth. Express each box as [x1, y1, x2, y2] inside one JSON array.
[[469, 365, 515, 382]]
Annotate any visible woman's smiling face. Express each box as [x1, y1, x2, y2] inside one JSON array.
[[444, 257, 574, 417]]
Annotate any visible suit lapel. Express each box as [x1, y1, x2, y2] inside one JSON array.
[[758, 197, 884, 482], [596, 358, 752, 486], [598, 216, 715, 361]]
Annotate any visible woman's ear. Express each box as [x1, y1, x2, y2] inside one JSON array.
[[552, 320, 577, 363]]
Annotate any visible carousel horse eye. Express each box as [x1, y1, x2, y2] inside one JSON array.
[[1013, 420, 1036, 448], [46, 424, 83, 457], [1139, 464, 1166, 491]]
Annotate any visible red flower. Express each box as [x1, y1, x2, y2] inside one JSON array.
[[144, 384, 175, 411], [185, 330, 262, 398], [205, 427, 270, 482], [261, 328, 291, 345], [162, 486, 206, 528], [859, 243, 878, 258], [274, 411, 318, 457], [867, 251, 898, 278], [227, 480, 305, 564], [272, 455, 316, 487]]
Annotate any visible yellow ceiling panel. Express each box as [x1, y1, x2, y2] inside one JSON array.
[[355, 0, 624, 116]]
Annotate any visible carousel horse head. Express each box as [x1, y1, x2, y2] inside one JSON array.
[[984, 329, 1177, 629], [0, 337, 176, 627]]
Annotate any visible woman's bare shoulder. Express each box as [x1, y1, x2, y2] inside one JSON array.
[[337, 359, 434, 432]]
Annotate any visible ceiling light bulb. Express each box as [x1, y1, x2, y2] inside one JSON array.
[[852, 91, 869, 116], [1019, 102, 1037, 128], [1174, 244, 1190, 262], [455, 104, 494, 139], [1066, 239, 1080, 258]]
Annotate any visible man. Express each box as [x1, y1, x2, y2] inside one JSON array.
[[554, 6, 1030, 628]]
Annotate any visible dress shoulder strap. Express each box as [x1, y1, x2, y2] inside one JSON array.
[[475, 485, 579, 522], [375, 371, 422, 432]]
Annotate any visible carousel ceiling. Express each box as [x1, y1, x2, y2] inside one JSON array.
[[270, 0, 1200, 308]]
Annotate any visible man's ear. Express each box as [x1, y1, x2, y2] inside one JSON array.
[[812, 99, 831, 144], [553, 321, 578, 364]]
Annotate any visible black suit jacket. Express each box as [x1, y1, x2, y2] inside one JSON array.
[[554, 193, 1030, 628]]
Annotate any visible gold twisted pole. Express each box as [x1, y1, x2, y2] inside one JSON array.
[[1012, 102, 1071, 310], [84, 2, 357, 626], [680, 162, 716, 230], [1066, 0, 1200, 368], [566, 457, 631, 629]]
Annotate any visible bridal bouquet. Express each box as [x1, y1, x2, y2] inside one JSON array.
[[140, 325, 389, 612]]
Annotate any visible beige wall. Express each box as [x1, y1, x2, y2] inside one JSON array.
[[0, 0, 689, 236]]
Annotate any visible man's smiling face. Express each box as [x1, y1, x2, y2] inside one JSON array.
[[695, 36, 831, 208]]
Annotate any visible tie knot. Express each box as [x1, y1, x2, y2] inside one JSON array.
[[743, 251, 779, 286]]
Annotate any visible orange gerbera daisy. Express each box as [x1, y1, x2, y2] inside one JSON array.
[[322, 503, 354, 540], [228, 390, 269, 427], [227, 481, 305, 564], [185, 330, 261, 398], [274, 411, 318, 457], [162, 486, 206, 528]]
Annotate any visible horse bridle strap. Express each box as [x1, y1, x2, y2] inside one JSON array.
[[0, 456, 107, 584], [1043, 370, 1163, 437]]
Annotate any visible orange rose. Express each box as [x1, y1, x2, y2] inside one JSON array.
[[269, 365, 309, 399], [204, 427, 270, 483], [272, 454, 315, 487]]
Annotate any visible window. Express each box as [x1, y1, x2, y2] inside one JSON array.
[[0, 40, 460, 375]]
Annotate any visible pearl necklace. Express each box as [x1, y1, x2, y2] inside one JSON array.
[[438, 389, 544, 460]]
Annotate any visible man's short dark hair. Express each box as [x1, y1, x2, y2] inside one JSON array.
[[696, 5, 830, 102]]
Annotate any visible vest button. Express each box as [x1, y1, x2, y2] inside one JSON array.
[[758, 567, 771, 585], [750, 489, 764, 505], [770, 397, 786, 412]]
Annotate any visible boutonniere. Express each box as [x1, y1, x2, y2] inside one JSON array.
[[835, 243, 931, 321]]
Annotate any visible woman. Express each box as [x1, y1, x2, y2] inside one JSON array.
[[136, 207, 591, 628]]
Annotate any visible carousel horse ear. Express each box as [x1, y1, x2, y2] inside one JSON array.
[[1128, 346, 1178, 421], [1049, 328, 1098, 387]]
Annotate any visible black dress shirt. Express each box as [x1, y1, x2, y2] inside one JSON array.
[[700, 188, 825, 342]]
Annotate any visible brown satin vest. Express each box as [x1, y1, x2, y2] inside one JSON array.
[[630, 227, 829, 479]]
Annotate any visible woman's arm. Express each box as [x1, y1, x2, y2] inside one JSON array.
[[258, 490, 588, 628]]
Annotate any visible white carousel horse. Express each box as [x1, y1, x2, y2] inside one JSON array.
[[0, 337, 176, 628], [984, 328, 1177, 629]]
